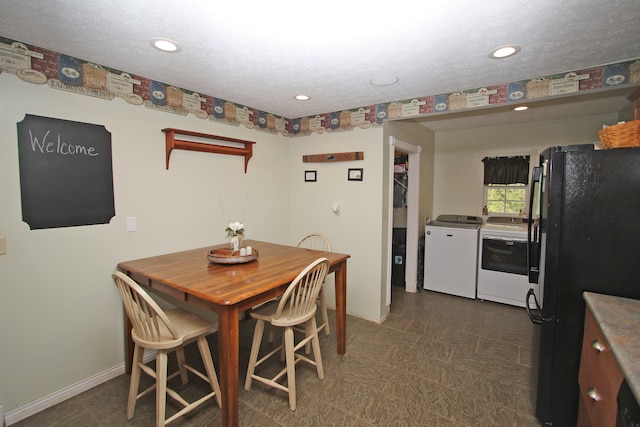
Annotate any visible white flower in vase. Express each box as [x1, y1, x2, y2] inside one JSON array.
[[225, 222, 245, 252]]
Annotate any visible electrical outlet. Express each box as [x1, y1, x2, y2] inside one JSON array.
[[126, 217, 137, 232]]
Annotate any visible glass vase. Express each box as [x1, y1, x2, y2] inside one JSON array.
[[230, 235, 243, 252]]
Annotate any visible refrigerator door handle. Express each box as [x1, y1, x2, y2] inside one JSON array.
[[526, 288, 543, 324], [527, 166, 542, 228], [528, 166, 543, 284]]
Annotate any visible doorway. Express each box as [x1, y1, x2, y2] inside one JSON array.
[[387, 136, 421, 304]]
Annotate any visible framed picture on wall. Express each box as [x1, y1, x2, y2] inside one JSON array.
[[348, 168, 363, 181], [305, 170, 317, 182]]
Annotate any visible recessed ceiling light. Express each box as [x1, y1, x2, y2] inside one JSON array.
[[150, 38, 182, 53], [489, 45, 521, 59], [294, 94, 311, 101], [370, 75, 400, 86], [514, 105, 529, 111]]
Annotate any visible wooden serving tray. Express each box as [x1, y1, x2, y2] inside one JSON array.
[[207, 248, 258, 264]]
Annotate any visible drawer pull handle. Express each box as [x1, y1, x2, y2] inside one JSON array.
[[588, 387, 599, 401], [591, 339, 605, 352]]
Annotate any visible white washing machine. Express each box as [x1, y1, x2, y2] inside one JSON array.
[[477, 217, 537, 307], [423, 215, 482, 299]]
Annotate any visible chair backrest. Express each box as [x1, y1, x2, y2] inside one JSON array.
[[272, 257, 330, 327], [295, 233, 332, 252], [112, 271, 179, 343]]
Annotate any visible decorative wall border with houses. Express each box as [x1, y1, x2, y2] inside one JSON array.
[[1, 36, 639, 138]]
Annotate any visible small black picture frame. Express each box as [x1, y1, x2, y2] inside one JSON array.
[[305, 170, 317, 182], [348, 168, 363, 181]]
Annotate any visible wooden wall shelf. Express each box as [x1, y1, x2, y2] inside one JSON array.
[[162, 128, 256, 173]]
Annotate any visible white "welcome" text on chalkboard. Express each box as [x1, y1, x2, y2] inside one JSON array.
[[29, 129, 99, 156]]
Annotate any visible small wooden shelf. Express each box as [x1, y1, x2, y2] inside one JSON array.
[[162, 128, 256, 172]]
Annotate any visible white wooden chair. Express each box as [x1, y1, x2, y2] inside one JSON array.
[[112, 271, 221, 426], [295, 233, 332, 336], [244, 257, 330, 410]]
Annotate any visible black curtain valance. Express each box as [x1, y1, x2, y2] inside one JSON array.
[[482, 155, 530, 185]]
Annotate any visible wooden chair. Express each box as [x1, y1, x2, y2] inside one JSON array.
[[244, 257, 330, 410], [112, 271, 221, 426], [295, 233, 332, 336]]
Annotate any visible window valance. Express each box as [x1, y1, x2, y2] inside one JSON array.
[[482, 155, 530, 185]]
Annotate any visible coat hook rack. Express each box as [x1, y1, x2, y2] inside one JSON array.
[[162, 128, 256, 173]]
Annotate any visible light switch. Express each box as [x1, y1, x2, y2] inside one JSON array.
[[0, 236, 5, 255], [126, 217, 137, 232]]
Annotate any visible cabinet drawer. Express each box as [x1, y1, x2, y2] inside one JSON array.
[[581, 309, 623, 394], [578, 308, 623, 426]]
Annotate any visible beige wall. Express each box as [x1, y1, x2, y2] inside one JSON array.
[[288, 128, 385, 322], [431, 114, 619, 218], [0, 74, 288, 416]]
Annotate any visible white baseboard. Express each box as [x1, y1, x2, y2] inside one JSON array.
[[5, 351, 156, 426]]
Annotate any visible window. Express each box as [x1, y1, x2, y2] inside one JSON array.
[[485, 184, 527, 214], [482, 155, 530, 216]]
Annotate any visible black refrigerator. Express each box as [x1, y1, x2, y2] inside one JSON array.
[[526, 144, 640, 426]]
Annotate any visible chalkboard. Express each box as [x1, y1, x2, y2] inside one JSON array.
[[17, 114, 115, 230]]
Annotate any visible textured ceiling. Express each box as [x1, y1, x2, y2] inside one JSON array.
[[0, 0, 639, 129]]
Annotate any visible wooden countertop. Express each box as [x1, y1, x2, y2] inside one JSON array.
[[584, 292, 640, 404]]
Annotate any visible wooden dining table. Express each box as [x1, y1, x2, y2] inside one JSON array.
[[117, 240, 350, 427]]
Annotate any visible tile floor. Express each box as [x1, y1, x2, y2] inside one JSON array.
[[12, 286, 542, 426]]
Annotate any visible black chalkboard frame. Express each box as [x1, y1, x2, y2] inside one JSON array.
[[16, 114, 115, 230]]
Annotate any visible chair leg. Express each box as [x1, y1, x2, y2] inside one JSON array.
[[155, 350, 168, 427], [280, 332, 286, 362], [308, 318, 324, 380], [245, 319, 265, 390], [197, 336, 222, 407], [283, 326, 297, 411], [318, 287, 331, 336], [127, 344, 144, 420], [303, 288, 331, 355], [175, 346, 188, 384]]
